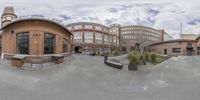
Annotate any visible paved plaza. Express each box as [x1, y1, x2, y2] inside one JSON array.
[[0, 55, 200, 100]]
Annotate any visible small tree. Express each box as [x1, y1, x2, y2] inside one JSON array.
[[128, 52, 140, 65]]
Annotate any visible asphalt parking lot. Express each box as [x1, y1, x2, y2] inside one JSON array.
[[0, 55, 200, 100]]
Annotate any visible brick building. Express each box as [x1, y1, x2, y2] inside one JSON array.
[[0, 6, 72, 56], [66, 23, 171, 53], [149, 38, 200, 56], [66, 22, 111, 54]]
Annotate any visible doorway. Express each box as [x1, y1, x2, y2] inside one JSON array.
[[164, 49, 167, 55], [75, 46, 82, 53], [187, 48, 193, 56]]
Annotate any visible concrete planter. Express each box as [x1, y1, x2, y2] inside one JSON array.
[[128, 63, 138, 71]]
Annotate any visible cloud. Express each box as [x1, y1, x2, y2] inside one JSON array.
[[187, 19, 200, 25], [1, 1, 200, 38]]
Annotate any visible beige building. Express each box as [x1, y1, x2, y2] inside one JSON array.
[[180, 34, 200, 40], [121, 25, 166, 52]]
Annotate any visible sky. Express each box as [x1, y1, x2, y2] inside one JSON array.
[[0, 0, 200, 39]]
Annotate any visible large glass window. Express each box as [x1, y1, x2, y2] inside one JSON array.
[[63, 39, 68, 53], [172, 48, 181, 53], [44, 33, 55, 54], [84, 32, 93, 43], [17, 32, 29, 54]]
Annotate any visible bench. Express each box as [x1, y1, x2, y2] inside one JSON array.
[[105, 60, 123, 69], [11, 55, 26, 68], [52, 54, 64, 64], [24, 56, 43, 68]]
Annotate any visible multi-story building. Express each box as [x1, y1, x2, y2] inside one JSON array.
[[120, 25, 166, 52], [109, 24, 121, 51], [66, 22, 111, 54], [66, 22, 172, 53]]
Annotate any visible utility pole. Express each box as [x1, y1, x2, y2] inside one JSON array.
[[180, 22, 182, 38]]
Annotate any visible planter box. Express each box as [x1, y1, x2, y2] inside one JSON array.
[[128, 63, 137, 71]]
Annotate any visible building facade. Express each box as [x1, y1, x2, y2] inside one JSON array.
[[180, 34, 200, 40], [66, 23, 171, 53], [121, 25, 166, 52], [0, 6, 72, 56], [149, 38, 200, 56], [66, 22, 111, 54]]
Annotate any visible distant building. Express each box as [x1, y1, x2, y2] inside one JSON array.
[[180, 34, 200, 40], [121, 26, 166, 52]]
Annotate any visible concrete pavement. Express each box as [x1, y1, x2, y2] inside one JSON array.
[[0, 55, 200, 100]]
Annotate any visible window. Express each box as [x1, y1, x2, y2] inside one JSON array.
[[63, 39, 68, 53], [17, 32, 29, 54], [172, 48, 181, 53], [67, 27, 71, 30], [6, 16, 12, 20], [74, 25, 82, 29], [95, 33, 103, 44], [85, 25, 93, 29], [44, 33, 55, 54], [95, 26, 102, 31]]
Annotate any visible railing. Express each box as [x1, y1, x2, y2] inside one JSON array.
[[2, 52, 71, 63]]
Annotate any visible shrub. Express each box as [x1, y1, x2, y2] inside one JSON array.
[[97, 51, 100, 55], [114, 51, 119, 56], [144, 52, 150, 61], [102, 52, 109, 56], [128, 52, 140, 64], [150, 52, 157, 63]]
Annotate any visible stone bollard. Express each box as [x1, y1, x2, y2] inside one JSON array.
[[104, 56, 108, 63]]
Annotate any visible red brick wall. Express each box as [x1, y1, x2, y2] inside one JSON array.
[[2, 20, 71, 55]]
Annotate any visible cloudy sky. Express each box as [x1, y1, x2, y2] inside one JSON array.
[[1, 0, 200, 38]]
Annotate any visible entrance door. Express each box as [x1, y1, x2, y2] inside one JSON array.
[[75, 46, 82, 53], [164, 49, 167, 55], [187, 48, 193, 56]]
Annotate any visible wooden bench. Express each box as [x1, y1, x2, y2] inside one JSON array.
[[11, 55, 26, 68], [52, 54, 64, 64]]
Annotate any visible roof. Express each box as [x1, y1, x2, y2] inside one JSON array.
[[196, 36, 200, 40], [149, 39, 196, 46], [1, 18, 73, 35], [66, 22, 109, 29], [121, 25, 161, 32]]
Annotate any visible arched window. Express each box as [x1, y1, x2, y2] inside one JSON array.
[[44, 33, 55, 54], [16, 32, 29, 54]]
